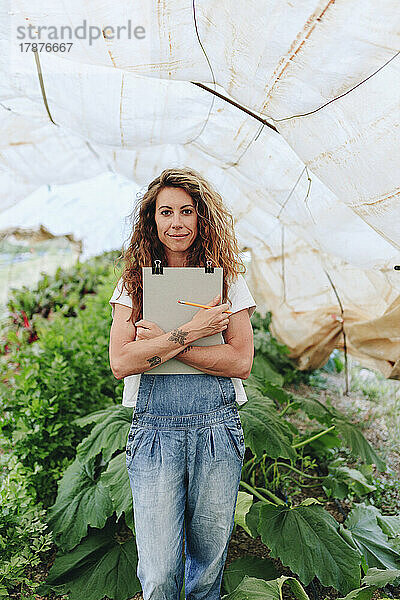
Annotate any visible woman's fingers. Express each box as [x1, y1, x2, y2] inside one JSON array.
[[134, 319, 152, 328], [136, 327, 151, 339], [135, 320, 165, 340]]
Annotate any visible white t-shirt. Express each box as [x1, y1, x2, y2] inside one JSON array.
[[109, 273, 256, 408]]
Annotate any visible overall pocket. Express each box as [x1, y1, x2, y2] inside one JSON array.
[[126, 426, 162, 473], [224, 416, 245, 461], [125, 426, 145, 469]]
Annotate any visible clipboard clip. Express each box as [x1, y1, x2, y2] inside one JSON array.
[[205, 260, 214, 273], [152, 260, 214, 273], [152, 259, 163, 274]]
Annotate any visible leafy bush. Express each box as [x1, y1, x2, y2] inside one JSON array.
[[0, 454, 53, 599], [251, 311, 314, 385], [322, 349, 345, 374], [0, 277, 122, 506], [1, 250, 120, 354]]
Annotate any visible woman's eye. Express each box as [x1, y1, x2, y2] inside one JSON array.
[[161, 209, 193, 215]]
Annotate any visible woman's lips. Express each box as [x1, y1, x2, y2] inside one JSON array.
[[168, 234, 188, 238]]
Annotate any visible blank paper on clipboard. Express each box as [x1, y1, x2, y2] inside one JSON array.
[[142, 266, 224, 374]]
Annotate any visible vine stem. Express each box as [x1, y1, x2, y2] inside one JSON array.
[[292, 425, 336, 448], [243, 457, 255, 470], [279, 401, 297, 417], [265, 461, 322, 479], [239, 480, 285, 505]]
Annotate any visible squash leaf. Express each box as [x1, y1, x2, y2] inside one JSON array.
[[345, 504, 400, 571], [39, 518, 140, 600], [240, 396, 296, 461], [76, 405, 132, 462], [334, 419, 386, 471], [100, 452, 134, 532], [47, 456, 114, 551], [257, 503, 361, 594]]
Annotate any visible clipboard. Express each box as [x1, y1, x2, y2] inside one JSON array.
[[142, 261, 224, 374]]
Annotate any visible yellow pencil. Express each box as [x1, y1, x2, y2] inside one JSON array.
[[177, 300, 232, 314]]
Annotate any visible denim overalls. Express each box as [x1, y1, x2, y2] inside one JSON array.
[[126, 372, 245, 600]]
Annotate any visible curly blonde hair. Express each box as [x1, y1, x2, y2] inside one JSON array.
[[113, 167, 246, 324]]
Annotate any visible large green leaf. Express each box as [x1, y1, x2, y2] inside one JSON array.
[[335, 586, 375, 600], [324, 460, 376, 499], [222, 558, 279, 596], [245, 500, 264, 539], [73, 406, 123, 428], [376, 514, 400, 539], [307, 429, 343, 455], [250, 354, 284, 387], [376, 509, 400, 554], [361, 566, 400, 588], [233, 491, 254, 536], [47, 456, 114, 551], [76, 405, 132, 462], [221, 574, 310, 600], [296, 395, 340, 425], [239, 396, 297, 461], [345, 504, 400, 571], [243, 384, 276, 408], [334, 467, 376, 495], [261, 381, 293, 406], [39, 519, 140, 600], [323, 476, 351, 500], [257, 503, 361, 594], [100, 452, 134, 532], [334, 418, 386, 471]]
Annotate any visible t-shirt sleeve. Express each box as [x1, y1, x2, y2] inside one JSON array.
[[109, 277, 133, 319], [228, 273, 257, 318]]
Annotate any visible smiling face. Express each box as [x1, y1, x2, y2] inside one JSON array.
[[154, 187, 198, 266]]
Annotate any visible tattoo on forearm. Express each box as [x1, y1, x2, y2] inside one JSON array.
[[168, 328, 189, 346], [178, 345, 194, 355], [147, 356, 161, 367]]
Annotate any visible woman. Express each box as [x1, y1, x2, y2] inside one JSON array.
[[109, 167, 256, 600]]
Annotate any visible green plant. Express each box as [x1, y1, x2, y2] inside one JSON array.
[[251, 312, 313, 386], [0, 454, 53, 599], [36, 516, 140, 600], [1, 250, 120, 354], [0, 279, 122, 506], [220, 567, 400, 600], [369, 472, 400, 514], [323, 349, 345, 374]]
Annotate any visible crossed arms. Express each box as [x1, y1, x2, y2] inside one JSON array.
[[109, 303, 254, 380]]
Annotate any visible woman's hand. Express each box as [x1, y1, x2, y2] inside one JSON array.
[[134, 319, 165, 341], [189, 294, 230, 339]]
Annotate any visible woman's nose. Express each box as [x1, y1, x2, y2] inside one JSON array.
[[171, 213, 183, 226]]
